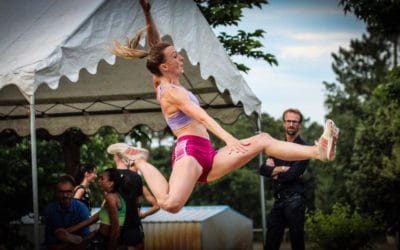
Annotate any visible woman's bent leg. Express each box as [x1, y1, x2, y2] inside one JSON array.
[[132, 159, 169, 207], [163, 157, 202, 212], [133, 157, 202, 213]]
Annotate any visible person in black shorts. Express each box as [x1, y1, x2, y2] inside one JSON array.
[[107, 143, 159, 250]]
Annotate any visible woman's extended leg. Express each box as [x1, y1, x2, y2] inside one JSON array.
[[132, 157, 202, 213], [207, 132, 319, 182], [208, 119, 338, 182]]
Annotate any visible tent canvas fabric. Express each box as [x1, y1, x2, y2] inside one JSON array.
[[0, 0, 261, 136]]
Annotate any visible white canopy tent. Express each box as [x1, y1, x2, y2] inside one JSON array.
[[0, 0, 266, 248]]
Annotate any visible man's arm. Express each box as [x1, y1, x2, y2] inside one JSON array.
[[260, 158, 289, 178], [275, 136, 309, 182], [275, 159, 309, 183], [259, 162, 274, 177], [65, 213, 99, 234]]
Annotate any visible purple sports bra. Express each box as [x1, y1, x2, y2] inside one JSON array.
[[156, 83, 200, 130]]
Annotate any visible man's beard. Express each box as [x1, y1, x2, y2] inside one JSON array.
[[285, 127, 298, 136]]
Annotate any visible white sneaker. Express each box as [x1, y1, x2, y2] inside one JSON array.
[[107, 143, 149, 166], [316, 119, 339, 161]]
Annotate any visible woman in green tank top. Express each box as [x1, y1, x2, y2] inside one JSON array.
[[95, 168, 126, 249], [54, 168, 126, 250]]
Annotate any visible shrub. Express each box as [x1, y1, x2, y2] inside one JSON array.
[[306, 203, 383, 250]]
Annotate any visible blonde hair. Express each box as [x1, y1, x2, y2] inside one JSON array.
[[110, 27, 149, 59], [110, 27, 172, 77]]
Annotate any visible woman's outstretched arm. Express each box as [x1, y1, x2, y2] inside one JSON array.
[[139, 0, 161, 47]]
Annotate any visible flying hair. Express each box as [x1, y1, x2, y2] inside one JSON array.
[[110, 20, 172, 77], [109, 26, 149, 59]]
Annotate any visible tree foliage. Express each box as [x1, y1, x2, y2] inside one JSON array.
[[348, 68, 400, 224], [195, 0, 266, 27], [194, 0, 278, 72], [306, 203, 382, 250], [339, 0, 400, 66], [322, 0, 400, 229], [322, 28, 392, 208]]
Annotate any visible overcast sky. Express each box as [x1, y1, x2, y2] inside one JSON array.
[[216, 0, 366, 125]]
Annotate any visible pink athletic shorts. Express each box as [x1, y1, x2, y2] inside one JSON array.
[[172, 135, 218, 183]]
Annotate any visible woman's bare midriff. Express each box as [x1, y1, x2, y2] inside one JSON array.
[[172, 120, 209, 140]]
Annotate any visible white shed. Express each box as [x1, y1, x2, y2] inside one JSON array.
[[142, 205, 253, 250]]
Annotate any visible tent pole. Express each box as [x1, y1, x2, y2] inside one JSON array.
[[30, 95, 40, 250], [256, 115, 267, 247]]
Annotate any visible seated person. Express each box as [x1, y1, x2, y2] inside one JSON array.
[[43, 175, 90, 250]]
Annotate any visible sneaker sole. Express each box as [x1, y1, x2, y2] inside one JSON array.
[[326, 120, 339, 161]]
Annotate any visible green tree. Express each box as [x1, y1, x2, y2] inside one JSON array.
[[306, 203, 382, 250], [312, 0, 400, 234], [348, 68, 400, 225], [340, 0, 400, 66], [195, 0, 278, 73], [322, 28, 391, 209]]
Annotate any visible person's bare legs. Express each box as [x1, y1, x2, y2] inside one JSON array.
[[132, 133, 318, 212], [132, 156, 202, 213], [130, 120, 338, 212], [132, 134, 317, 212], [208, 119, 339, 181], [208, 132, 320, 182]]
